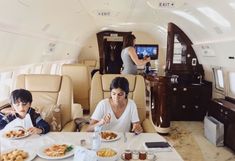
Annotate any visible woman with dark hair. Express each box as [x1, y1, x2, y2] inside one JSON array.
[[121, 34, 150, 74], [86, 77, 143, 133]]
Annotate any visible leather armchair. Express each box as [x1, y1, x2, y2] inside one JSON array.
[[14, 74, 82, 132], [87, 73, 156, 133]]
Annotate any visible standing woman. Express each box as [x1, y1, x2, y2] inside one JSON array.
[[121, 34, 150, 74]]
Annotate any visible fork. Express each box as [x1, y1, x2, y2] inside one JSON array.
[[123, 132, 127, 143]]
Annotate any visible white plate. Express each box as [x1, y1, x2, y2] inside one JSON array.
[[1, 148, 36, 161], [3, 130, 31, 140], [101, 131, 121, 142], [37, 144, 75, 160]]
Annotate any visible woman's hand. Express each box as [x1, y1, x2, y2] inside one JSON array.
[[99, 113, 111, 126], [144, 56, 151, 62], [27, 127, 42, 134], [132, 123, 143, 134]]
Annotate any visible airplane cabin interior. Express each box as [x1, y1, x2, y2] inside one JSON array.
[[0, 0, 235, 161]]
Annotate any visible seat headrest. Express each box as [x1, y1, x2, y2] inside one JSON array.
[[101, 74, 136, 92], [17, 74, 62, 92]]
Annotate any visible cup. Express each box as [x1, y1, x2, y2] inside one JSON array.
[[139, 150, 147, 160], [124, 150, 132, 160]]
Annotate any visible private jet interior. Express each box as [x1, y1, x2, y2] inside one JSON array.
[[0, 0, 235, 161]]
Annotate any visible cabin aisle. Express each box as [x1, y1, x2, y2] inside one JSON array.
[[164, 121, 235, 161]]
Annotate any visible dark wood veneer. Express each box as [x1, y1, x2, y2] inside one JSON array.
[[208, 99, 235, 151], [96, 31, 131, 74], [168, 81, 212, 121]]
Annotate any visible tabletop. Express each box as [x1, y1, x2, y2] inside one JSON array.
[[1, 132, 183, 161]]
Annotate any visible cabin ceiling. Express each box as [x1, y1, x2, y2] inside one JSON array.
[[0, 0, 235, 69]]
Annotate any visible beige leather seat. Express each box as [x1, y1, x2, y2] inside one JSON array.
[[88, 73, 156, 133], [83, 59, 97, 73], [61, 64, 90, 112], [14, 74, 81, 132]]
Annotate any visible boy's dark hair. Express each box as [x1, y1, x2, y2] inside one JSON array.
[[10, 89, 33, 104], [123, 34, 136, 48], [110, 77, 129, 98]]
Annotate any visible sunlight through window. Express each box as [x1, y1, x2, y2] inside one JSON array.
[[213, 68, 224, 90], [228, 72, 235, 96], [197, 7, 230, 27], [172, 10, 205, 28]]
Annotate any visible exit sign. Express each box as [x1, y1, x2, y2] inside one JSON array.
[[159, 1, 175, 8]]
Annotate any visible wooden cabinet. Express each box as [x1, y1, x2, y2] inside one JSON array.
[[164, 22, 212, 121], [208, 98, 235, 151], [146, 74, 212, 132], [168, 81, 212, 121]]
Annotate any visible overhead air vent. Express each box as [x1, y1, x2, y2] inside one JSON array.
[[200, 45, 215, 57], [43, 42, 56, 55]]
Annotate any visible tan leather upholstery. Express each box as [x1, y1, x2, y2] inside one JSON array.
[[14, 74, 80, 132], [82, 59, 97, 78], [61, 64, 90, 111], [89, 73, 156, 133], [83, 59, 97, 67]]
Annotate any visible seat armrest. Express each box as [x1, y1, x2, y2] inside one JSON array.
[[0, 99, 10, 110], [72, 103, 83, 119], [79, 124, 89, 132], [61, 121, 76, 132], [142, 118, 157, 133]]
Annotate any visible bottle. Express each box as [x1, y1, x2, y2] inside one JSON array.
[[92, 126, 102, 151]]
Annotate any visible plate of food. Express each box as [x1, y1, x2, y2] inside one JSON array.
[[3, 129, 30, 140], [100, 131, 121, 142], [37, 143, 74, 160], [96, 148, 118, 161], [1, 148, 36, 161]]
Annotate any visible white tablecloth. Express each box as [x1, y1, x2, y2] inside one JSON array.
[[1, 132, 183, 161]]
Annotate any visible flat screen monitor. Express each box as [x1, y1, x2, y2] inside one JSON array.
[[135, 44, 158, 60]]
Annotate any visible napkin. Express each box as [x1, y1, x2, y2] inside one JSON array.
[[2, 113, 33, 131], [73, 146, 97, 161]]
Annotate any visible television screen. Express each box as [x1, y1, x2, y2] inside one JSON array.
[[135, 44, 158, 60]]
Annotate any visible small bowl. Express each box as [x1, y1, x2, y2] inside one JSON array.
[[96, 148, 118, 161]]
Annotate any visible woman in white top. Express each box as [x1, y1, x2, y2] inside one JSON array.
[[121, 34, 150, 74], [86, 77, 143, 133]]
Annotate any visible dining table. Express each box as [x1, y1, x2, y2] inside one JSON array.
[[1, 131, 184, 161]]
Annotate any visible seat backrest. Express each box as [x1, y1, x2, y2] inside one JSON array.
[[61, 64, 90, 110], [90, 73, 146, 123], [14, 74, 73, 128], [83, 59, 97, 67]]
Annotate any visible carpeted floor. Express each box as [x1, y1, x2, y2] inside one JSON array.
[[163, 121, 235, 161]]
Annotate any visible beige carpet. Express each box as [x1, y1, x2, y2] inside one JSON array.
[[163, 121, 235, 161], [164, 122, 205, 161]]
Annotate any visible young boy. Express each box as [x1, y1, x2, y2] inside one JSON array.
[[0, 89, 50, 134]]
